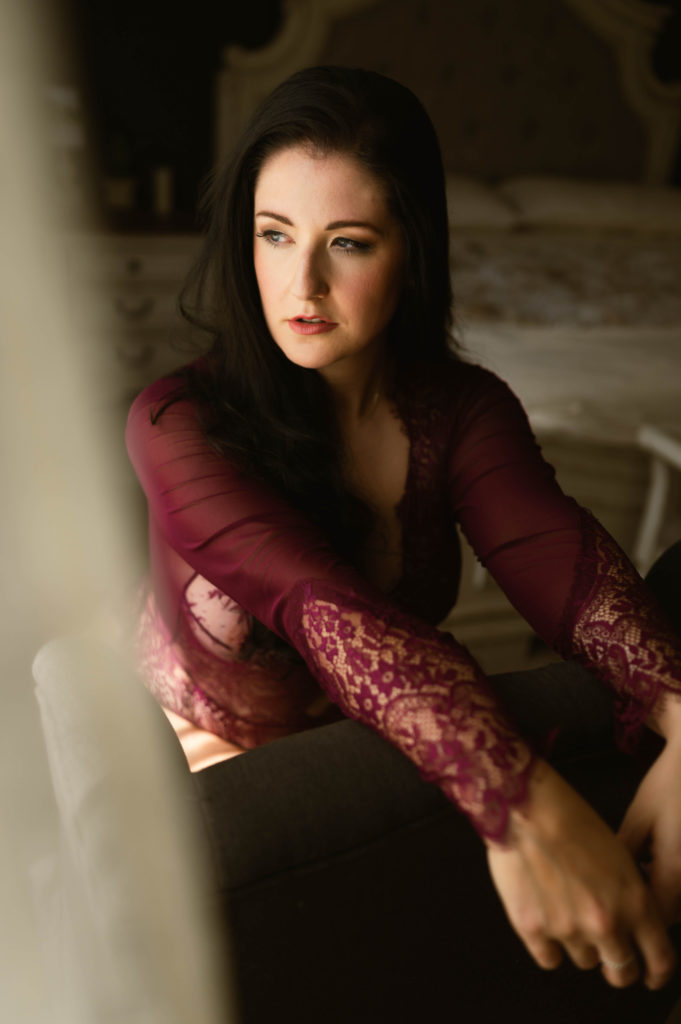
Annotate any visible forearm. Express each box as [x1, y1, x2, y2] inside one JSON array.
[[647, 693, 681, 744], [553, 510, 681, 748], [293, 578, 536, 842], [487, 754, 677, 989]]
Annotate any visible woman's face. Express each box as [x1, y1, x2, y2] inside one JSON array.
[[253, 144, 405, 382]]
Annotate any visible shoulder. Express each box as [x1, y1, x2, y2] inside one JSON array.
[[125, 368, 204, 470], [402, 357, 526, 431], [127, 368, 197, 429], [127, 370, 189, 418]]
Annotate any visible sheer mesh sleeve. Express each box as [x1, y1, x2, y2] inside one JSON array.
[[552, 509, 681, 745], [447, 367, 681, 745], [127, 378, 535, 841]]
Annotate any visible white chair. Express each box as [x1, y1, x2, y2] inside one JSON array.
[[32, 633, 236, 1024], [633, 424, 681, 574]]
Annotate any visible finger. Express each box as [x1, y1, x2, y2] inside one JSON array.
[[486, 847, 563, 971], [617, 801, 649, 856], [561, 940, 600, 972], [521, 935, 564, 972], [648, 855, 681, 925], [650, 877, 681, 926], [598, 944, 640, 988], [633, 915, 677, 990]]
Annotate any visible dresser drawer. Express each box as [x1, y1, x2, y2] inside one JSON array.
[[66, 235, 202, 284], [64, 232, 207, 405], [75, 282, 184, 333]]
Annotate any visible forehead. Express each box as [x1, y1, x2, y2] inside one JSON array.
[[254, 144, 389, 214]]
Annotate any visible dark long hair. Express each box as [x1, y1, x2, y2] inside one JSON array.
[[170, 65, 458, 561]]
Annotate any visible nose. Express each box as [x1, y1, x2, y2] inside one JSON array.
[[291, 248, 329, 300]]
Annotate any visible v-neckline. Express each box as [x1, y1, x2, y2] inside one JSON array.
[[386, 388, 417, 599]]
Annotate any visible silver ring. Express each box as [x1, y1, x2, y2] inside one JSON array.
[[601, 955, 635, 971]]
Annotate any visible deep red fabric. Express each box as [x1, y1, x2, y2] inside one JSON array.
[[126, 360, 681, 839]]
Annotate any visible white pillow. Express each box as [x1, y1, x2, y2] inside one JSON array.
[[500, 176, 681, 231], [445, 175, 520, 230]]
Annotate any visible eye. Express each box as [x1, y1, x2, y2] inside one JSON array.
[[331, 236, 372, 254], [255, 229, 289, 246]]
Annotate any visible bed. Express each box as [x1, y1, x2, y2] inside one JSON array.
[[214, 0, 681, 668], [446, 173, 681, 440]]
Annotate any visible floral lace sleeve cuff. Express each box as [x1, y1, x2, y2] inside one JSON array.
[[291, 580, 535, 842], [554, 508, 681, 748]]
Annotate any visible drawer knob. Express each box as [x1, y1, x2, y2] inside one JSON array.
[[114, 340, 154, 369], [114, 296, 155, 321]]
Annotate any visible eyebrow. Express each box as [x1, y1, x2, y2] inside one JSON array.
[[255, 211, 383, 234]]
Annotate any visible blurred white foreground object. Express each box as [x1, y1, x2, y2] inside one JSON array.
[[0, 1, 235, 1020], [32, 632, 235, 1023]]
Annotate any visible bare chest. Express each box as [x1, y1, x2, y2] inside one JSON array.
[[341, 404, 411, 591]]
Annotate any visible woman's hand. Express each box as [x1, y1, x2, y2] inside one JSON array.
[[486, 759, 677, 989], [618, 736, 681, 927]]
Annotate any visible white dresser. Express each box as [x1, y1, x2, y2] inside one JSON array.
[[63, 232, 205, 412], [62, 233, 205, 550]]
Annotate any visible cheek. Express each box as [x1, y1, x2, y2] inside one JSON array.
[[253, 250, 278, 313], [353, 260, 403, 323], [253, 247, 267, 294]]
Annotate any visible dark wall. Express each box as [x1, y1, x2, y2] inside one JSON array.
[[66, 0, 282, 224], [66, 0, 680, 227], [653, 0, 681, 183]]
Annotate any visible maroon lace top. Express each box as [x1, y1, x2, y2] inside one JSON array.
[[126, 360, 681, 841]]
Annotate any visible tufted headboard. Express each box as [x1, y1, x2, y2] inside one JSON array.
[[214, 0, 681, 184]]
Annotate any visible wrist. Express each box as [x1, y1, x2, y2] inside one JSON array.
[[648, 694, 681, 744], [486, 758, 566, 849]]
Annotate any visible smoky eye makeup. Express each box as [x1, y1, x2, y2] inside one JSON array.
[[255, 228, 288, 246], [330, 236, 374, 253], [255, 224, 376, 254]]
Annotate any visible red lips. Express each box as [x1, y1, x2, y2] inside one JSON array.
[[288, 316, 338, 335]]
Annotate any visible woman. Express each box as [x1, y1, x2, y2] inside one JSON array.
[[126, 66, 681, 1005]]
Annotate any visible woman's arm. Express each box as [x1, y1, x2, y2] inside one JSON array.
[[488, 758, 677, 989], [126, 378, 535, 841], [447, 366, 681, 745], [651, 697, 681, 740], [445, 365, 681, 955], [551, 509, 681, 745], [128, 372, 679, 985], [618, 737, 681, 926]]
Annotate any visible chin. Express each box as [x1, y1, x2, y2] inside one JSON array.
[[288, 355, 337, 372], [274, 340, 337, 371]]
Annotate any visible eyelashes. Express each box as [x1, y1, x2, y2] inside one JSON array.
[[255, 229, 287, 246], [332, 237, 372, 253], [255, 230, 373, 254]]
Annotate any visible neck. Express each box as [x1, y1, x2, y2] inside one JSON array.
[[320, 347, 393, 423]]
